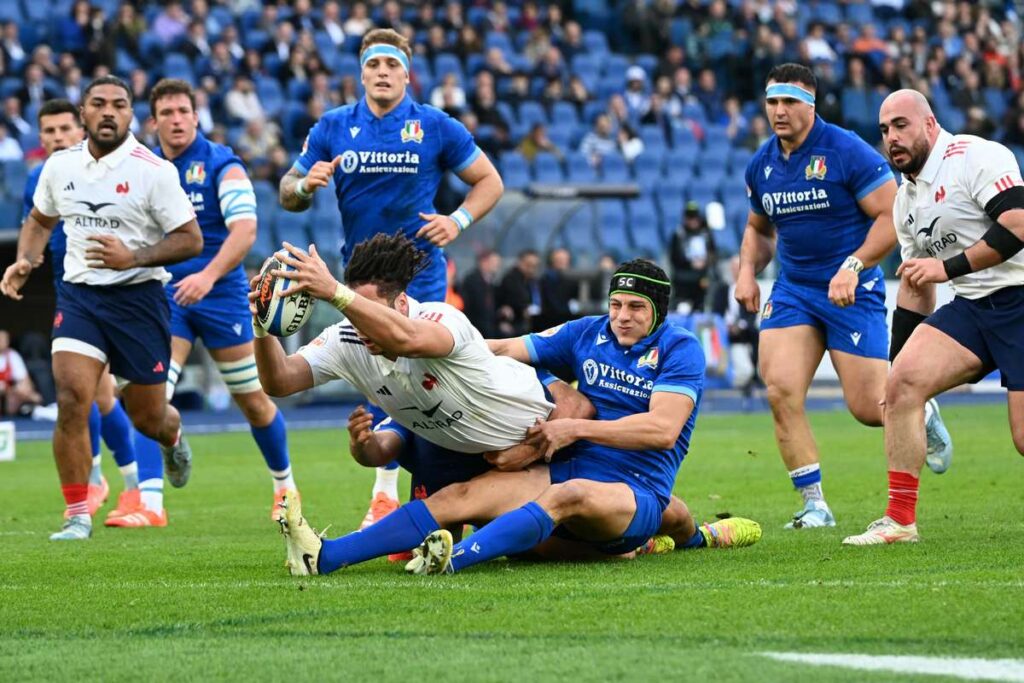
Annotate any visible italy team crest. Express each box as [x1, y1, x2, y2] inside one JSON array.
[[637, 348, 659, 370], [185, 161, 206, 185], [401, 120, 424, 144], [805, 155, 827, 180]]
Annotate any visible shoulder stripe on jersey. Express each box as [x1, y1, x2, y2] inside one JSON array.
[[129, 149, 162, 167]]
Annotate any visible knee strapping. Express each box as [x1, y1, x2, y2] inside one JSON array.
[[216, 355, 262, 394]]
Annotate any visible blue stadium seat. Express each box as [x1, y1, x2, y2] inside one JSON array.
[[657, 194, 684, 240], [599, 211, 633, 255], [634, 54, 658, 78], [533, 152, 565, 183], [243, 29, 269, 52], [500, 152, 530, 191], [162, 53, 195, 83], [597, 199, 625, 223], [639, 125, 666, 150], [603, 55, 628, 78], [484, 32, 513, 54], [518, 101, 548, 128], [433, 53, 463, 81], [984, 88, 1008, 121], [2, 160, 27, 201], [670, 18, 692, 46], [334, 53, 360, 79], [696, 151, 728, 175], [633, 162, 661, 195], [274, 211, 311, 249], [250, 218, 277, 265], [255, 78, 284, 117], [728, 148, 753, 174], [627, 199, 661, 252], [310, 207, 343, 259], [711, 223, 739, 257], [582, 30, 609, 55], [551, 101, 580, 128], [561, 206, 599, 263], [582, 101, 606, 125], [547, 124, 573, 151], [687, 184, 718, 207], [599, 153, 630, 183], [496, 101, 517, 127], [566, 152, 597, 182], [0, 3, 22, 22], [845, 1, 874, 23], [666, 148, 697, 175]]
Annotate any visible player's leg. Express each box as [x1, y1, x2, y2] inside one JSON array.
[[829, 351, 886, 426], [759, 325, 832, 528], [655, 496, 761, 551], [50, 350, 104, 540], [279, 466, 551, 575], [94, 369, 141, 521], [209, 340, 297, 518], [85, 401, 108, 515], [1008, 392, 1024, 456], [844, 323, 982, 546]]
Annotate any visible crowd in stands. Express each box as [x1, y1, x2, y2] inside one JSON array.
[[0, 0, 1021, 284]]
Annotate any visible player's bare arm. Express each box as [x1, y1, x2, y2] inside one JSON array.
[[829, 179, 899, 308], [735, 211, 776, 313], [486, 335, 531, 363], [174, 165, 256, 306], [526, 391, 694, 461], [86, 219, 203, 270], [279, 157, 340, 212], [1, 208, 59, 300], [347, 405, 403, 467], [416, 153, 504, 248], [274, 242, 456, 359]]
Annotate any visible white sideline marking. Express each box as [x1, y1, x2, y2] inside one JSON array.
[[761, 652, 1024, 682]]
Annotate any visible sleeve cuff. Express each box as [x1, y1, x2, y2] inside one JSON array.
[[452, 146, 482, 174], [854, 171, 894, 201], [292, 161, 310, 175], [652, 384, 699, 403], [523, 334, 540, 364], [535, 368, 559, 386]]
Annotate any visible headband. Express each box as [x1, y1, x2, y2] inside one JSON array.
[[609, 271, 671, 335], [765, 83, 815, 106], [360, 44, 410, 73]]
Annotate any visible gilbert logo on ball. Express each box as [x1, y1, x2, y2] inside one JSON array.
[[254, 251, 316, 337]]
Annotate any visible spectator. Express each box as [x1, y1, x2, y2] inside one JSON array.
[[504, 71, 532, 107], [517, 123, 563, 162], [343, 3, 373, 38], [454, 26, 483, 64], [953, 71, 985, 112], [852, 23, 887, 62], [471, 78, 508, 128], [721, 96, 748, 141], [482, 46, 514, 80], [153, 0, 190, 47], [479, 121, 515, 160], [338, 75, 359, 106], [540, 76, 565, 110], [536, 248, 577, 331], [710, 257, 761, 399], [290, 0, 316, 34], [461, 250, 503, 338], [30, 45, 60, 79], [803, 22, 837, 64], [442, 0, 466, 33], [237, 117, 280, 162], [129, 68, 150, 103], [497, 249, 542, 336], [668, 201, 717, 312], [225, 75, 265, 123], [220, 24, 245, 60], [182, 20, 212, 61], [194, 88, 215, 134], [430, 72, 467, 115], [1, 21, 26, 73], [963, 106, 995, 138], [2, 97, 31, 144], [0, 330, 42, 417], [617, 122, 644, 163], [623, 65, 651, 120], [579, 113, 617, 166], [200, 41, 236, 82], [421, 25, 449, 62], [695, 68, 724, 121], [558, 21, 585, 63], [0, 123, 22, 161], [61, 66, 84, 105], [656, 46, 686, 82], [566, 75, 592, 114], [320, 1, 345, 47], [533, 45, 566, 82], [671, 67, 698, 111], [110, 4, 144, 64], [57, 0, 91, 58], [17, 65, 58, 108], [641, 91, 674, 144], [269, 21, 295, 63]]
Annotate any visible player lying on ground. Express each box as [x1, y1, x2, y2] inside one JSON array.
[[0, 76, 199, 541], [844, 90, 1024, 546], [736, 63, 952, 530], [275, 256, 760, 575]]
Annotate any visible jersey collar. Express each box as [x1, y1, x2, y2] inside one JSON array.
[[769, 114, 826, 161], [357, 93, 413, 122], [156, 130, 206, 162], [81, 132, 138, 170], [912, 128, 953, 185]]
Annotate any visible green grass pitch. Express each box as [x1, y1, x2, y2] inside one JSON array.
[[2, 404, 1022, 682]]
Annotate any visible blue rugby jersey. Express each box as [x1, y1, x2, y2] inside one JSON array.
[[154, 132, 254, 288], [745, 115, 894, 286], [524, 316, 705, 507], [294, 94, 480, 269], [23, 162, 68, 282]]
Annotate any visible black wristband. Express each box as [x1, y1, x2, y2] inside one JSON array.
[[942, 252, 972, 280], [981, 221, 1024, 261], [890, 306, 927, 362]]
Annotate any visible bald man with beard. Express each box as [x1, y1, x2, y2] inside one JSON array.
[[844, 89, 1024, 546]]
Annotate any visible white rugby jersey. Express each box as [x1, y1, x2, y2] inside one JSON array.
[[298, 299, 554, 453], [33, 134, 196, 286], [894, 129, 1024, 299]]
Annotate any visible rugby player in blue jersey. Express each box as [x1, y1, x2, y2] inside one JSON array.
[[275, 257, 760, 575], [278, 28, 503, 531], [736, 64, 952, 529], [24, 99, 141, 521], [133, 79, 298, 526]]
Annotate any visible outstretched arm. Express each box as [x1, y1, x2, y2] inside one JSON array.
[[1, 208, 58, 300]]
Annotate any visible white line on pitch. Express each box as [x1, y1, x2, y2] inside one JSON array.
[[761, 652, 1024, 682]]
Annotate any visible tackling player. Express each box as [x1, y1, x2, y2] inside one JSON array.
[[736, 63, 952, 529], [275, 257, 761, 575], [0, 76, 200, 541], [278, 28, 504, 528], [116, 78, 298, 527], [844, 90, 1024, 545], [23, 99, 141, 521]]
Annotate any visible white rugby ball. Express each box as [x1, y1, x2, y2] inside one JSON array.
[[254, 252, 315, 337]]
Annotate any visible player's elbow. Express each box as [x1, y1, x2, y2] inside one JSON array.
[[259, 372, 294, 398], [182, 227, 204, 258]]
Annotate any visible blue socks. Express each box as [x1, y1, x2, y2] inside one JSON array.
[[100, 400, 136, 468], [382, 460, 400, 471], [251, 409, 290, 472], [319, 500, 439, 574], [682, 528, 707, 549], [88, 403, 101, 458], [789, 463, 824, 504], [450, 502, 555, 572]]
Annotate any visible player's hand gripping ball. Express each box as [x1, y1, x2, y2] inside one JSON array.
[[253, 251, 316, 337]]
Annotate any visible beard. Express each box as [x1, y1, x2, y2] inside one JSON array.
[[889, 136, 931, 175], [87, 121, 129, 152]]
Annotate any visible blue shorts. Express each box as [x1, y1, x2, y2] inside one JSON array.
[[925, 285, 1024, 391], [167, 279, 254, 350], [53, 280, 170, 385], [760, 277, 888, 359], [548, 456, 664, 555], [395, 436, 492, 497]]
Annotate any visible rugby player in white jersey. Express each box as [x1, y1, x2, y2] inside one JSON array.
[[844, 89, 1024, 545], [0, 76, 202, 541]]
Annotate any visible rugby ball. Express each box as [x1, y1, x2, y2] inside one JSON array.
[[253, 252, 315, 337]]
